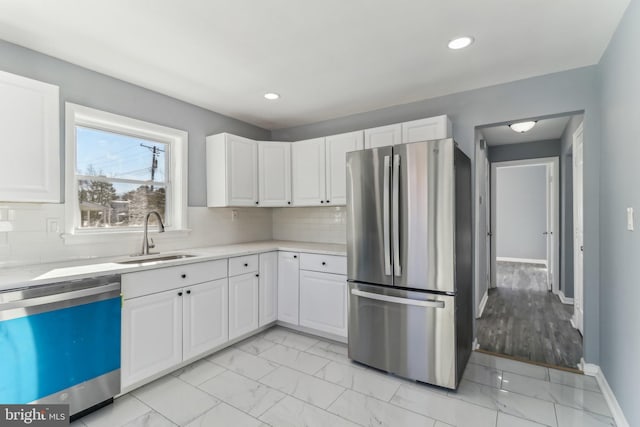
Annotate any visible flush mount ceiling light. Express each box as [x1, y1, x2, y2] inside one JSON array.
[[447, 36, 474, 50], [509, 121, 537, 133], [264, 92, 280, 100]]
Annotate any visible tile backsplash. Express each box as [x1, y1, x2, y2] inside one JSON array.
[[272, 206, 346, 244]]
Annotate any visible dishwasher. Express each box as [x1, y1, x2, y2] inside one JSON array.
[[0, 274, 121, 419]]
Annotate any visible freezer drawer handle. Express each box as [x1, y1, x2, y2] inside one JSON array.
[[351, 289, 445, 309], [383, 155, 392, 276]]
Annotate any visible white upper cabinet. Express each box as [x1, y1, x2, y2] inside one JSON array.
[[401, 115, 452, 144], [207, 133, 258, 207], [292, 137, 326, 206], [0, 71, 59, 203], [258, 141, 292, 207], [364, 123, 402, 149], [325, 131, 363, 206]]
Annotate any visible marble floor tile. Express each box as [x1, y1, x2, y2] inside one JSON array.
[[259, 395, 360, 427], [259, 343, 330, 374], [462, 362, 503, 388], [198, 370, 286, 417], [314, 360, 402, 401], [131, 376, 219, 425], [328, 389, 436, 427], [390, 383, 498, 427], [305, 340, 350, 364], [451, 379, 557, 426], [549, 368, 600, 392], [184, 402, 266, 427], [259, 366, 345, 409], [470, 351, 551, 381], [262, 327, 320, 351], [501, 372, 611, 417], [122, 411, 176, 427], [81, 395, 151, 427], [171, 359, 226, 386], [497, 413, 547, 427], [207, 347, 279, 380], [235, 336, 277, 355], [554, 404, 616, 427]]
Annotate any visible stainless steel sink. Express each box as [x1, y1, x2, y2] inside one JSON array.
[[115, 253, 198, 265]]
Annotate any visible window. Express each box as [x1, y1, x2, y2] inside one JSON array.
[[65, 104, 188, 238]]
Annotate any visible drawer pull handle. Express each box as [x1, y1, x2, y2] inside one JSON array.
[[178, 291, 183, 296], [181, 274, 187, 279], [293, 255, 297, 259], [186, 290, 191, 294], [244, 263, 249, 267], [255, 274, 259, 277], [322, 262, 326, 266]]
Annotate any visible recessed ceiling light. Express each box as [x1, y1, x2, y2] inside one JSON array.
[[509, 121, 537, 133], [448, 36, 474, 50], [264, 92, 280, 100]]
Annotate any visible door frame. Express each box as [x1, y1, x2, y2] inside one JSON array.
[[572, 122, 584, 333], [490, 157, 560, 293]]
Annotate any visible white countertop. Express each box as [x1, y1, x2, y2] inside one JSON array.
[[0, 240, 346, 291]]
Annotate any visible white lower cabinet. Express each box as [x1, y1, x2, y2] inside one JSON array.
[[277, 251, 300, 324], [259, 252, 278, 326], [183, 279, 228, 360], [229, 272, 260, 340], [122, 289, 183, 389], [299, 270, 348, 337]]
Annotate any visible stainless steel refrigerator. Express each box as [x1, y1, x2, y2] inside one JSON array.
[[346, 138, 472, 390]]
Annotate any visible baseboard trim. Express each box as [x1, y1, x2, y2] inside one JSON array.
[[472, 338, 479, 350], [558, 290, 574, 305], [580, 359, 630, 427], [496, 257, 547, 266], [477, 289, 489, 318]]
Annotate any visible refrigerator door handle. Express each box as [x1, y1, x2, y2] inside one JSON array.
[[351, 289, 445, 308], [383, 155, 392, 276], [392, 154, 401, 276]]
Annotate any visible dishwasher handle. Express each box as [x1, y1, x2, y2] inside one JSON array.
[[351, 288, 445, 309], [0, 282, 120, 311]]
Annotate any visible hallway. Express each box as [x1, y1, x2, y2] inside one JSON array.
[[477, 261, 583, 369]]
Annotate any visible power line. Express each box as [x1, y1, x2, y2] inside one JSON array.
[[140, 144, 166, 189]]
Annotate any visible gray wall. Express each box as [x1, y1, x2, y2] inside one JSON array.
[[0, 39, 270, 207], [273, 67, 602, 364], [488, 139, 560, 162], [598, 0, 640, 424], [496, 165, 547, 260], [560, 115, 583, 298]]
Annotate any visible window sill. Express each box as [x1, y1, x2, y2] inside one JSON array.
[[61, 229, 191, 245]]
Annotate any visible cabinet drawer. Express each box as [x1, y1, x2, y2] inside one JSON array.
[[123, 259, 228, 299], [229, 254, 259, 276], [300, 253, 347, 275]]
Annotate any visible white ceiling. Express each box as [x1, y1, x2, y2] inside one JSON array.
[[482, 116, 572, 146], [0, 1, 629, 130]]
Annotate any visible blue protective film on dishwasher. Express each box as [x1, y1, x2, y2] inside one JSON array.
[[0, 297, 121, 404]]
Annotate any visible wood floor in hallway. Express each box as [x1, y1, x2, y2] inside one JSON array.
[[477, 261, 583, 369]]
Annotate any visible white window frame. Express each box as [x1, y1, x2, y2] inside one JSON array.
[[64, 103, 188, 243]]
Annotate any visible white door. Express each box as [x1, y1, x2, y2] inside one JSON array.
[[228, 272, 260, 340], [277, 251, 300, 324], [292, 138, 326, 206], [573, 123, 584, 334], [325, 131, 364, 205], [299, 270, 348, 337], [485, 157, 491, 292], [364, 123, 401, 149], [121, 289, 183, 389], [258, 141, 292, 207], [259, 252, 278, 326], [183, 279, 228, 360], [227, 135, 258, 206]]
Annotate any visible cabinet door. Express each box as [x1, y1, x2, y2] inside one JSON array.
[[325, 131, 363, 206], [183, 279, 228, 360], [364, 124, 401, 149], [277, 251, 300, 324], [258, 141, 292, 207], [227, 134, 259, 206], [259, 252, 278, 326], [0, 71, 59, 202], [401, 115, 452, 144], [299, 271, 347, 337], [292, 138, 326, 206], [228, 272, 259, 340], [121, 289, 183, 389]]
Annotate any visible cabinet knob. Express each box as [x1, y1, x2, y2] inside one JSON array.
[[178, 291, 183, 296], [244, 263, 248, 267], [255, 201, 259, 205], [322, 261, 327, 266], [186, 290, 191, 294], [287, 201, 291, 205], [293, 255, 297, 259], [255, 274, 259, 277], [181, 274, 187, 279], [326, 200, 330, 203], [320, 200, 324, 203]]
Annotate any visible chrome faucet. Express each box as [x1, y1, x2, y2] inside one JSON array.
[[140, 211, 165, 255]]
